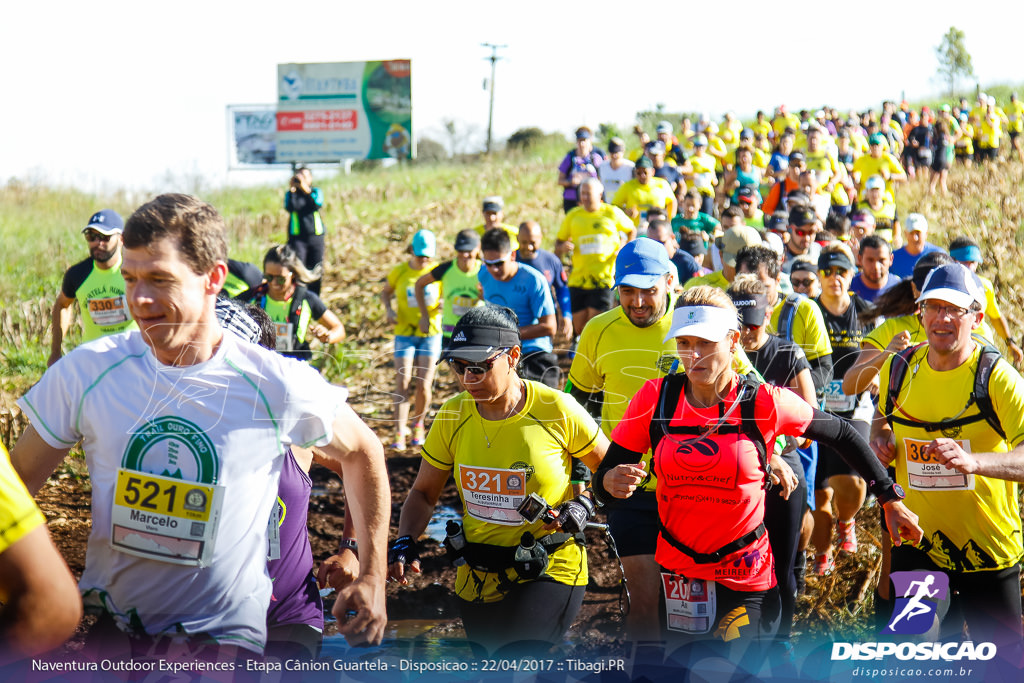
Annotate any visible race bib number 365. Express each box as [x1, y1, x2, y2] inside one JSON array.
[[111, 469, 224, 566], [903, 438, 974, 491]]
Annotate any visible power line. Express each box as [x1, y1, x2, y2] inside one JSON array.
[[481, 43, 507, 154]]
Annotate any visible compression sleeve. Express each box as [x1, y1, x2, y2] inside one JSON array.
[[592, 441, 645, 507], [802, 409, 895, 497], [568, 383, 603, 421]]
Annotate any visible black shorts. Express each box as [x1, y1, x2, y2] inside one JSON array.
[[459, 578, 585, 651], [932, 150, 951, 172], [569, 286, 616, 314], [814, 416, 868, 488], [979, 147, 998, 161], [607, 490, 659, 556], [518, 350, 560, 389], [1010, 131, 1020, 142]]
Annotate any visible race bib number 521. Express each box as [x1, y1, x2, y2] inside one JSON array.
[[111, 469, 224, 566]]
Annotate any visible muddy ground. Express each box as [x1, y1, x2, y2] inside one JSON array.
[[37, 450, 629, 657]]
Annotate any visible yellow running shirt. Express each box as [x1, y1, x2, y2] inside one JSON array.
[[879, 344, 1024, 572], [421, 381, 599, 602], [557, 203, 634, 289], [387, 261, 440, 336]]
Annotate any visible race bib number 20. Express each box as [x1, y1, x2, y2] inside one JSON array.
[[111, 468, 225, 566]]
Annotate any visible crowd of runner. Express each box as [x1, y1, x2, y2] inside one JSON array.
[[3, 95, 1024, 677]]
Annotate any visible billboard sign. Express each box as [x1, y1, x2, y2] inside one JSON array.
[[275, 60, 412, 163], [227, 105, 280, 167]]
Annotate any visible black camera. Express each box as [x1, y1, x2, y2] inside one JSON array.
[[517, 492, 556, 524]]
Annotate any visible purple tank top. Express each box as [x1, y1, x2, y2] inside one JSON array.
[[267, 448, 323, 630]]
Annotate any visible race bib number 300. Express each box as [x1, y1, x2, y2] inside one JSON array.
[[903, 438, 974, 491], [111, 469, 224, 566], [458, 465, 526, 525]]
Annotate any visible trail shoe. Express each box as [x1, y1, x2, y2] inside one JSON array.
[[837, 519, 858, 555]]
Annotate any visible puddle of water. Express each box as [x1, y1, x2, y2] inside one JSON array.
[[423, 504, 461, 543]]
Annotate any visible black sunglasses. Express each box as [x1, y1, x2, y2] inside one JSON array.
[[447, 350, 509, 376]]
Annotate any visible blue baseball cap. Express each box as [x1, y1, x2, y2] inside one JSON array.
[[614, 237, 673, 288], [83, 209, 124, 235], [411, 229, 436, 257]]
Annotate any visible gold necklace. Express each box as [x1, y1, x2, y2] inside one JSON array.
[[479, 381, 524, 448]]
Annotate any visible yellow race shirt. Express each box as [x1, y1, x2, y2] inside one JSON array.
[[387, 261, 441, 337], [853, 153, 904, 198], [1007, 102, 1024, 133], [0, 444, 45, 559], [557, 203, 634, 288], [750, 120, 773, 141], [686, 153, 718, 197], [612, 178, 676, 227], [421, 381, 599, 602], [879, 345, 1024, 572], [683, 270, 730, 291], [474, 222, 520, 251], [770, 295, 833, 361]]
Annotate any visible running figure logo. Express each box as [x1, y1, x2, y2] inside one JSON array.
[[883, 571, 949, 635]]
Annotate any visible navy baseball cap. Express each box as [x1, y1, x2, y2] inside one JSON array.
[[916, 263, 985, 310], [438, 321, 521, 364], [614, 237, 673, 288], [83, 209, 124, 235]]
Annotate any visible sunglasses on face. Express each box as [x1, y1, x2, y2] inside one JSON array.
[[483, 257, 509, 268], [821, 267, 849, 278], [85, 231, 114, 243], [264, 273, 290, 285], [791, 278, 816, 288], [447, 350, 509, 376], [793, 228, 815, 237]]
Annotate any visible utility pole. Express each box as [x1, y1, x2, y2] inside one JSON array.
[[481, 43, 506, 154]]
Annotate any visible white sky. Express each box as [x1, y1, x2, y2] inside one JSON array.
[[2, 1, 1023, 193]]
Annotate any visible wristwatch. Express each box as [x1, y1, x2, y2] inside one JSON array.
[[875, 481, 906, 506], [338, 537, 358, 554]]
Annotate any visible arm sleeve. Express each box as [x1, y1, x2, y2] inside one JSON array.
[[592, 441, 646, 508], [311, 187, 324, 208], [802, 409, 895, 495], [568, 383, 603, 421], [284, 192, 292, 211], [307, 292, 328, 319], [430, 261, 453, 280]]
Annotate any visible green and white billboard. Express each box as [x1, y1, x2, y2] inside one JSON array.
[[276, 60, 412, 163]]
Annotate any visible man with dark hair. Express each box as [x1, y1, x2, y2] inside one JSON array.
[[646, 219, 699, 285], [566, 238, 678, 640], [49, 209, 138, 367], [479, 228, 559, 387], [851, 235, 900, 303], [782, 206, 822, 274], [12, 193, 390, 661]]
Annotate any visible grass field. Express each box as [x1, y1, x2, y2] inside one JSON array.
[[3, 132, 1024, 641]]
